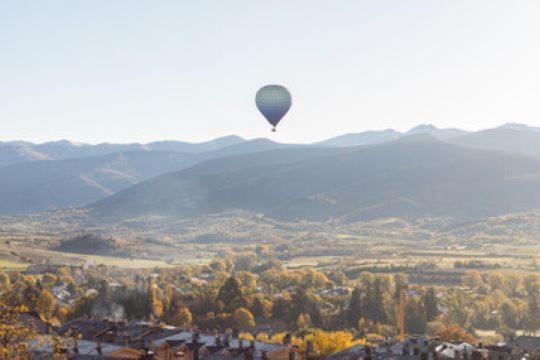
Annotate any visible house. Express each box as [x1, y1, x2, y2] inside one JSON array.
[[328, 337, 493, 360], [18, 311, 53, 334], [106, 347, 146, 359], [511, 336, 540, 359], [59, 317, 112, 340], [152, 331, 291, 360], [28, 336, 124, 358]]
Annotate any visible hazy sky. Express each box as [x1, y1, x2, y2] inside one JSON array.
[[2, 1, 540, 144]]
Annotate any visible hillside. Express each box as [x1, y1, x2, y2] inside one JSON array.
[[0, 136, 245, 168], [449, 128, 540, 158], [89, 136, 540, 222], [54, 233, 130, 257], [0, 138, 302, 214], [0, 151, 202, 214]]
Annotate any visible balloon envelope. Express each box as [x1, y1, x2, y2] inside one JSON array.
[[255, 85, 292, 129]]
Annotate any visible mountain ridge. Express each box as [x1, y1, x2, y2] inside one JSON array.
[[89, 136, 540, 223]]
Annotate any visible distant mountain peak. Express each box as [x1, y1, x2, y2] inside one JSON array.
[[497, 123, 540, 132], [42, 139, 87, 147], [394, 133, 440, 143], [406, 124, 467, 140], [407, 124, 438, 133]]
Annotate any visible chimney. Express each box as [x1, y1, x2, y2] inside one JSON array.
[[365, 346, 372, 360], [233, 328, 240, 339], [215, 336, 222, 348], [306, 340, 314, 354], [192, 332, 200, 360], [288, 350, 296, 360], [144, 349, 155, 360], [96, 342, 103, 356], [223, 335, 230, 348]]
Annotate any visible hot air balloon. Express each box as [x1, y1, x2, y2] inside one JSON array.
[[255, 85, 292, 132]]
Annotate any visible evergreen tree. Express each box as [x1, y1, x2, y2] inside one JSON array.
[[310, 302, 324, 328], [289, 287, 312, 324], [252, 296, 266, 319], [217, 277, 247, 311], [372, 278, 387, 323], [348, 287, 363, 328], [271, 296, 289, 319], [423, 287, 439, 321], [405, 298, 427, 334]]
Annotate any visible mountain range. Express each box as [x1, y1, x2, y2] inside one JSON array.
[[4, 123, 540, 219], [89, 135, 540, 222]]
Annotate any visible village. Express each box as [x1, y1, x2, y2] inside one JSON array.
[[16, 312, 540, 359], [2, 254, 539, 360]]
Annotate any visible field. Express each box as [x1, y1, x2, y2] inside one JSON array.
[[1, 210, 540, 278]]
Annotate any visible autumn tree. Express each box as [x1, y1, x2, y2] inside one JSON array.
[[311, 330, 364, 356], [462, 270, 484, 289], [233, 307, 255, 328], [36, 290, 56, 320], [252, 296, 267, 319], [499, 298, 527, 330], [296, 313, 311, 329], [523, 274, 540, 334], [173, 307, 192, 328], [436, 324, 476, 343]]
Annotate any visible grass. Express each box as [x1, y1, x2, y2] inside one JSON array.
[[69, 253, 175, 269], [0, 259, 30, 270]]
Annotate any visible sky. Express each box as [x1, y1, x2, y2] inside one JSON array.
[[1, 1, 540, 144]]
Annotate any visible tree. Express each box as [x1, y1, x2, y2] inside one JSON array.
[[173, 307, 192, 328], [446, 290, 471, 327], [234, 254, 256, 272], [296, 313, 311, 329], [36, 290, 56, 320], [256, 245, 269, 260], [0, 299, 35, 358], [423, 287, 439, 321], [271, 296, 290, 319], [462, 270, 483, 289], [150, 288, 164, 318], [233, 308, 255, 328], [499, 299, 526, 330], [371, 278, 387, 323], [404, 298, 427, 335], [236, 272, 257, 294], [0, 272, 11, 290], [436, 324, 476, 343], [348, 287, 362, 328], [489, 273, 508, 292], [289, 287, 312, 324], [216, 277, 247, 311], [311, 330, 364, 356], [523, 274, 540, 334], [252, 296, 266, 319]]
